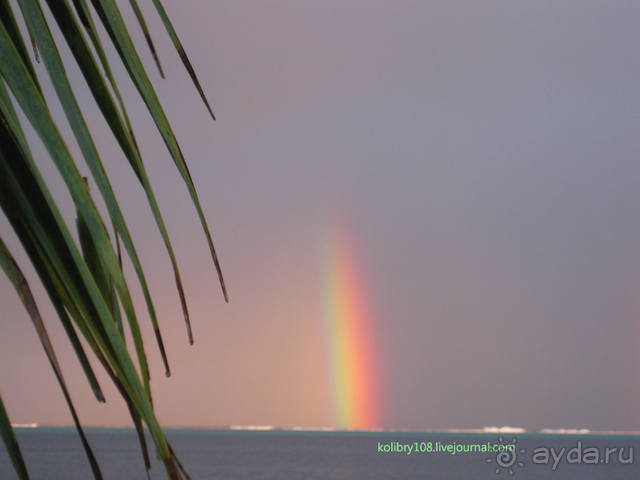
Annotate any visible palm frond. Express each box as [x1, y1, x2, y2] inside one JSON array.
[[0, 1, 225, 478]]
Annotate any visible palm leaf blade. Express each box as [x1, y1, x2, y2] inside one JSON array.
[[0, 393, 29, 480], [0, 0, 41, 94], [128, 0, 165, 78], [151, 0, 215, 120]]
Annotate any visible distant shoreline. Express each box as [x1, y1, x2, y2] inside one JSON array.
[[11, 425, 640, 436]]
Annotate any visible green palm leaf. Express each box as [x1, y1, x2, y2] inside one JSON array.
[[0, 1, 227, 478], [0, 393, 29, 480], [128, 0, 165, 78], [150, 0, 216, 121]]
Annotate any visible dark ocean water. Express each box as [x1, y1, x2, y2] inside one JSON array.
[[1, 428, 639, 479]]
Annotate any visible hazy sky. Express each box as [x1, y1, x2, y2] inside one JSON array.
[[1, 0, 640, 431]]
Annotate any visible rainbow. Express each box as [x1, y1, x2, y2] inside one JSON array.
[[323, 226, 381, 429]]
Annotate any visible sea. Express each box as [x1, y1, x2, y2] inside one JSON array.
[[1, 428, 639, 479]]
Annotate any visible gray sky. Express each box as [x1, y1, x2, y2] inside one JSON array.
[[1, 0, 640, 431]]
